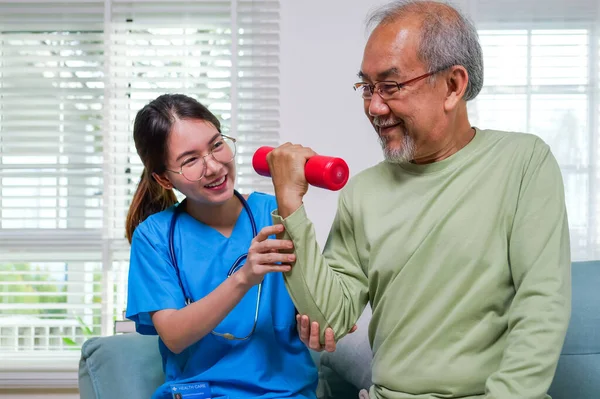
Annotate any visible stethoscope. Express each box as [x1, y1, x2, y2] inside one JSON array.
[[168, 189, 261, 341]]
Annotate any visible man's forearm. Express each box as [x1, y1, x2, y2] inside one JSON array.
[[485, 239, 571, 398], [484, 289, 570, 399], [272, 204, 368, 343]]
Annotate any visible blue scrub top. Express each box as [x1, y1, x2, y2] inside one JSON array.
[[126, 192, 318, 399]]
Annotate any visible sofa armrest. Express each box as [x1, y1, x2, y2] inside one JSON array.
[[78, 333, 164, 399]]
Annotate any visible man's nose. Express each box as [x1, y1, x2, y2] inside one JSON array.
[[367, 93, 390, 117]]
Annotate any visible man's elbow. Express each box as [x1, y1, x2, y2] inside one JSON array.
[[549, 291, 571, 342], [559, 302, 571, 335], [557, 285, 572, 322]]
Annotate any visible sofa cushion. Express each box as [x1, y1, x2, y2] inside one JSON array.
[[79, 333, 164, 399], [559, 261, 600, 355], [319, 363, 360, 399], [319, 305, 373, 392], [548, 260, 600, 399]]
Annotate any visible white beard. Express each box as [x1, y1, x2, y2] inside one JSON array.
[[379, 133, 416, 164]]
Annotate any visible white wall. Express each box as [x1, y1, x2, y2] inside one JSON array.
[[279, 0, 387, 246]]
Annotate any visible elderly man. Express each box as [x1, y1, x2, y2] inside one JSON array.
[[270, 1, 571, 398]]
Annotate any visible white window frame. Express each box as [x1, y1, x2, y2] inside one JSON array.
[[472, 20, 600, 260]]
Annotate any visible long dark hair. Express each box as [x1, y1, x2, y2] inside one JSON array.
[[125, 94, 221, 243]]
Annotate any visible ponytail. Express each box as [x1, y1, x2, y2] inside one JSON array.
[[125, 169, 177, 243]]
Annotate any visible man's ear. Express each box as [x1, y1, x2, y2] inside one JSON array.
[[443, 65, 469, 112], [152, 172, 174, 190]]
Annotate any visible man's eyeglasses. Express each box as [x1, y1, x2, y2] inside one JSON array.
[[165, 134, 237, 182], [353, 70, 440, 100]]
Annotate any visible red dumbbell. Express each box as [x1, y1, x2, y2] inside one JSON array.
[[252, 146, 349, 191]]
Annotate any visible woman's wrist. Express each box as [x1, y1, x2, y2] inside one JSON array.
[[230, 269, 256, 291]]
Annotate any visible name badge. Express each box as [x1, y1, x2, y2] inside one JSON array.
[[170, 382, 211, 399]]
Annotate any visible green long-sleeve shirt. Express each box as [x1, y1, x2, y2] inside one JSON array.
[[272, 128, 571, 399]]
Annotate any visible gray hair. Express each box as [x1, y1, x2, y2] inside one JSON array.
[[366, 0, 484, 101]]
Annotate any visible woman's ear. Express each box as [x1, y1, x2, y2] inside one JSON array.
[[443, 65, 469, 112], [152, 172, 174, 190]]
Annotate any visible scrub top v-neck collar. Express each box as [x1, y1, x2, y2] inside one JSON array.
[[180, 193, 254, 241]]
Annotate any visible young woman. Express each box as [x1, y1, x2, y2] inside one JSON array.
[[125, 94, 318, 399]]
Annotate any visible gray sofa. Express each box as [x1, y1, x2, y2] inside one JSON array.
[[79, 261, 600, 398]]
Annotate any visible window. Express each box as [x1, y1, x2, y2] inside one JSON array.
[[0, 0, 280, 361], [468, 25, 600, 261]]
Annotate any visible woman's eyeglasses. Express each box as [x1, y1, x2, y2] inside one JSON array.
[[166, 135, 237, 182]]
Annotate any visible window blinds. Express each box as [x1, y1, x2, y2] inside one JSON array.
[[0, 0, 107, 354], [0, 0, 280, 355]]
